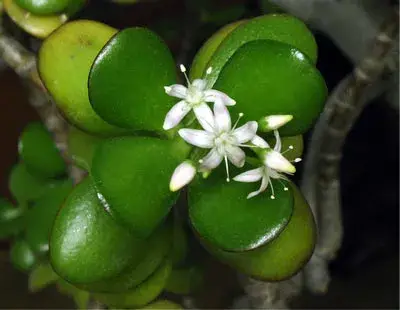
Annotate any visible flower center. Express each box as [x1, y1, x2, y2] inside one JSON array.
[[186, 85, 205, 106], [214, 132, 235, 154]]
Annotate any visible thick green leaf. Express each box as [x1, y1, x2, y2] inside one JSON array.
[[209, 183, 316, 280], [15, 0, 69, 15], [38, 20, 125, 135], [10, 239, 37, 272], [81, 220, 173, 293], [88, 27, 177, 133], [189, 166, 293, 252], [214, 40, 327, 135], [4, 0, 66, 39], [91, 136, 190, 237], [67, 126, 103, 171], [64, 0, 86, 16], [25, 180, 73, 255], [0, 198, 25, 240], [19, 122, 66, 178], [29, 263, 59, 292], [203, 14, 318, 86], [93, 259, 172, 308], [8, 163, 54, 203], [57, 280, 90, 310], [190, 20, 245, 80], [141, 300, 183, 309], [0, 197, 23, 222], [50, 177, 146, 285]]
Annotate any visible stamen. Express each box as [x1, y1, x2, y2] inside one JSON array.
[[179, 64, 191, 85], [224, 156, 230, 182], [206, 67, 213, 75], [232, 113, 244, 130], [281, 145, 294, 155], [277, 179, 289, 191], [294, 158, 302, 163], [269, 179, 275, 199], [198, 159, 204, 164]]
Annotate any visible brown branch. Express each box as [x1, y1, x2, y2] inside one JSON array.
[[0, 8, 84, 183], [302, 6, 399, 293]]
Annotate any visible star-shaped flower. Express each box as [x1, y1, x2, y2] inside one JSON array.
[[234, 130, 301, 199], [163, 65, 236, 130], [178, 101, 257, 181]]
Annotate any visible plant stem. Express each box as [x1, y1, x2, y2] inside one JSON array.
[[0, 9, 85, 183], [301, 6, 399, 294]]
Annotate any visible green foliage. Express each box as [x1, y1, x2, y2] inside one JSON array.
[[3, 0, 67, 38], [189, 166, 294, 252], [209, 183, 316, 280], [214, 40, 326, 135], [88, 27, 177, 133], [38, 21, 124, 135], [91, 137, 189, 237], [10, 239, 37, 272], [15, 0, 69, 15], [7, 11, 325, 305], [29, 263, 59, 292], [19, 122, 66, 178], [50, 178, 147, 284], [93, 259, 172, 308]]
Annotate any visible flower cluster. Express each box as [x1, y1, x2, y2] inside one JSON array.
[[163, 65, 301, 199]]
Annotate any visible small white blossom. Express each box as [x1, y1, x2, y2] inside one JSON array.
[[163, 65, 236, 130], [234, 130, 301, 199], [169, 160, 197, 192], [178, 101, 257, 181]]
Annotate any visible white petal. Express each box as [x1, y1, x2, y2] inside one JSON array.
[[169, 161, 196, 192], [204, 89, 236, 106], [264, 150, 296, 174], [233, 167, 264, 183], [260, 115, 293, 131], [192, 79, 207, 91], [232, 121, 258, 144], [213, 100, 231, 132], [178, 129, 214, 148], [226, 146, 246, 167], [163, 100, 191, 130], [273, 129, 282, 152], [251, 135, 270, 149], [164, 84, 188, 99], [200, 148, 223, 170], [193, 103, 215, 132], [247, 176, 269, 199]]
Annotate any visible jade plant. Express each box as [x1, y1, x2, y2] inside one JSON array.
[[1, 7, 328, 309]]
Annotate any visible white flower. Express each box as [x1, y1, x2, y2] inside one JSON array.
[[178, 101, 258, 181], [163, 65, 236, 130], [169, 160, 197, 192], [233, 130, 301, 199]]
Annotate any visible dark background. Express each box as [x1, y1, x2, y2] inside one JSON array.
[[0, 0, 398, 308]]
